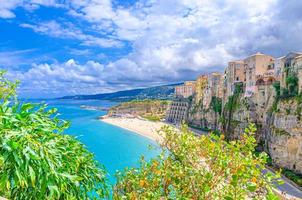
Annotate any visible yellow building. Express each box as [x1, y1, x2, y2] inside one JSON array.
[[194, 75, 208, 104]]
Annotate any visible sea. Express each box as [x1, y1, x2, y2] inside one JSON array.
[[31, 99, 160, 183]]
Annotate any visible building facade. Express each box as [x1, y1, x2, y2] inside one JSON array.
[[166, 99, 189, 124], [280, 52, 302, 93], [224, 60, 246, 99], [175, 81, 196, 98], [244, 52, 274, 97], [194, 75, 208, 104], [203, 72, 223, 109]]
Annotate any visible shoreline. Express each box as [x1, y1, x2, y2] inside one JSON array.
[[100, 116, 166, 143]]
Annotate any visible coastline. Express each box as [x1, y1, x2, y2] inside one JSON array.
[[100, 116, 166, 143]]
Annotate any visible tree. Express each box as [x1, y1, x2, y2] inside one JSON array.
[[0, 71, 109, 199], [114, 124, 280, 200]]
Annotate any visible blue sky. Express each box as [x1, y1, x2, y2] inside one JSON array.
[[1, 0, 302, 98]]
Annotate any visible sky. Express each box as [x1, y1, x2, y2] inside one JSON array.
[[1, 0, 302, 98]]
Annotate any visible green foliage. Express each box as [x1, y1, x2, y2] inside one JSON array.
[[286, 75, 299, 96], [234, 82, 244, 94], [0, 70, 19, 101], [210, 96, 222, 130], [110, 99, 169, 121], [114, 124, 280, 199], [210, 96, 222, 115], [143, 115, 161, 122], [0, 72, 109, 199], [273, 81, 281, 98], [282, 169, 302, 187], [222, 92, 241, 139]]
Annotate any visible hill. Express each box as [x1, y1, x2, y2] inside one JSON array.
[[59, 83, 181, 101], [107, 100, 170, 121]]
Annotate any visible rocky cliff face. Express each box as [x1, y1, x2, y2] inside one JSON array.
[[184, 84, 302, 174], [187, 101, 218, 130], [267, 99, 302, 174]]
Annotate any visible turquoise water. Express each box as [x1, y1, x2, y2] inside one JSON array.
[[40, 99, 160, 183]]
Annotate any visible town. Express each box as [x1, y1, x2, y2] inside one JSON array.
[[167, 52, 302, 176]]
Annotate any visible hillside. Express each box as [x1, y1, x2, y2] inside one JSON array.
[[107, 100, 170, 121], [59, 83, 181, 101]]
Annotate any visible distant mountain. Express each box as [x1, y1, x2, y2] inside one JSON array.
[[59, 83, 182, 101]]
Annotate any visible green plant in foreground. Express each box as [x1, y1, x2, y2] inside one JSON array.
[[0, 72, 109, 199], [114, 124, 281, 200]]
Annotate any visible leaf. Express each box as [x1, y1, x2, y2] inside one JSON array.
[[21, 103, 34, 111], [247, 182, 257, 192], [29, 166, 36, 186]]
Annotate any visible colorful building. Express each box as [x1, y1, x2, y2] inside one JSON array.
[[203, 72, 223, 109], [280, 52, 302, 93], [224, 60, 246, 98], [244, 52, 274, 97], [194, 75, 208, 104], [175, 81, 196, 98]]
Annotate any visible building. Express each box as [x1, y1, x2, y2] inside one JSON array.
[[203, 72, 223, 109], [280, 52, 302, 93], [194, 75, 208, 104], [166, 99, 189, 124], [274, 56, 285, 81], [175, 81, 196, 98], [244, 52, 274, 97], [224, 60, 246, 98]]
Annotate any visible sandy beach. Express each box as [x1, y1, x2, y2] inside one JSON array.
[[100, 116, 166, 143]]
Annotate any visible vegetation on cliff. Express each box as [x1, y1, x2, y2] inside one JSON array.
[[209, 96, 222, 130], [108, 99, 170, 121], [221, 84, 242, 140], [114, 124, 280, 199], [0, 72, 109, 199]]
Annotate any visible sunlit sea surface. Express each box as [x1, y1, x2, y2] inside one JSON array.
[[30, 99, 160, 183]]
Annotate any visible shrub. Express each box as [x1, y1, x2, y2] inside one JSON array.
[[0, 72, 109, 199], [286, 75, 299, 96], [114, 124, 280, 199], [273, 81, 281, 98]]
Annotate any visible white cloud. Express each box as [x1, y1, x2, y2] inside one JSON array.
[[0, 0, 20, 18], [7, 59, 108, 98], [0, 0, 66, 18], [4, 0, 302, 97], [20, 21, 122, 48]]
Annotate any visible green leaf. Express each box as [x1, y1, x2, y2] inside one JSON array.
[[247, 182, 257, 192], [29, 166, 36, 186]]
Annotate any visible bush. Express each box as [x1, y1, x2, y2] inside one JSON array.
[[114, 124, 280, 199], [273, 81, 281, 98], [286, 75, 299, 96], [0, 72, 109, 199], [282, 169, 302, 187]]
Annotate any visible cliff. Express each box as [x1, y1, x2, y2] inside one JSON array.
[[267, 98, 302, 174], [187, 86, 302, 174], [107, 100, 170, 121]]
